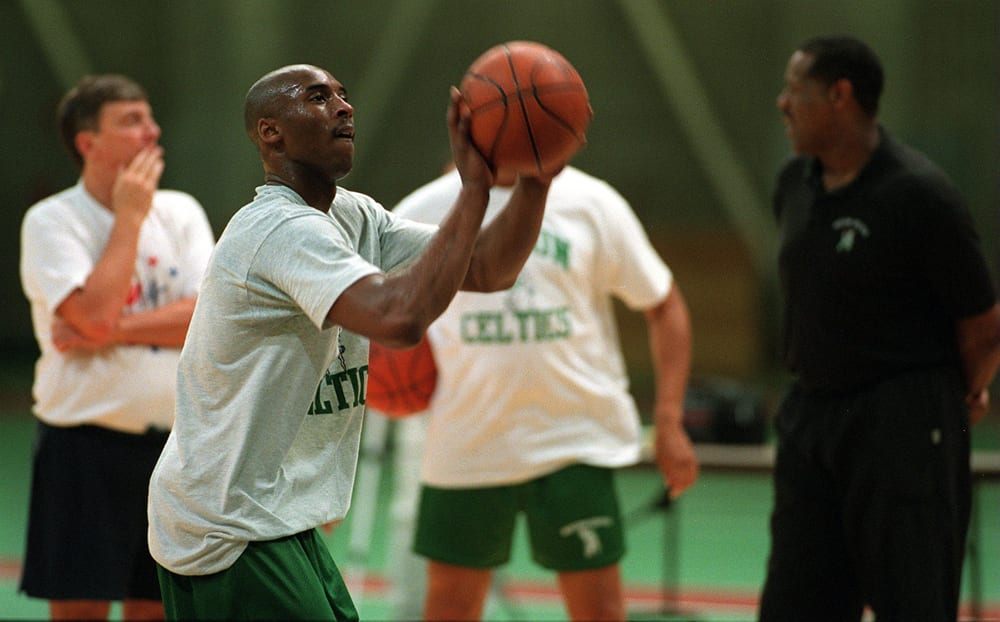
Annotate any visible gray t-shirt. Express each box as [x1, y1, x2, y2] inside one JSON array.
[[148, 184, 434, 575]]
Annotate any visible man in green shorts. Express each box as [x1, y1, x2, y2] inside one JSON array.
[[392, 164, 699, 621], [147, 64, 560, 620]]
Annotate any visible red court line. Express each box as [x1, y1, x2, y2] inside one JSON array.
[[4, 559, 998, 619], [0, 559, 19, 581], [343, 573, 1000, 619]]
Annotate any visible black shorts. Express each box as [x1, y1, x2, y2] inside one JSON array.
[[19, 421, 169, 601], [759, 368, 971, 621]]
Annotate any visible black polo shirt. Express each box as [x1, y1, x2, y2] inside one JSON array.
[[774, 128, 996, 394]]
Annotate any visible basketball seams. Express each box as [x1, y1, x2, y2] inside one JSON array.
[[463, 74, 512, 162], [531, 93, 588, 143], [464, 74, 508, 111], [528, 62, 588, 146], [460, 41, 590, 175], [503, 44, 544, 172]]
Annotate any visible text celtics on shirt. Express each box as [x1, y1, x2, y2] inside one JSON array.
[[465, 230, 572, 344]]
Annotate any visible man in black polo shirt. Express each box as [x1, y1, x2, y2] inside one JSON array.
[[760, 36, 1000, 622]]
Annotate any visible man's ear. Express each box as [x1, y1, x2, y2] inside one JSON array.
[[827, 78, 854, 109], [75, 130, 96, 159], [257, 118, 281, 146]]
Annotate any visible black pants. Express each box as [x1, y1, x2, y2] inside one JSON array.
[[759, 369, 970, 622]]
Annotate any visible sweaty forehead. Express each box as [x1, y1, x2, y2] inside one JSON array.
[[272, 65, 339, 97], [244, 64, 343, 133]]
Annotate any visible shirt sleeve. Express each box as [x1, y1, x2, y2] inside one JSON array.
[[255, 211, 380, 331], [20, 202, 94, 314], [377, 210, 437, 274], [177, 195, 216, 295], [592, 179, 672, 311], [909, 174, 997, 319]]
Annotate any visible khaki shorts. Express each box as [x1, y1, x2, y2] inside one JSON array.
[[414, 463, 625, 571]]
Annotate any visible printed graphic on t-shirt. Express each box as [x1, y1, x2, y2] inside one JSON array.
[[832, 217, 870, 253], [125, 254, 181, 312], [308, 341, 368, 415], [535, 230, 570, 270], [308, 364, 368, 415], [122, 254, 184, 352], [460, 306, 572, 344], [460, 229, 575, 345]]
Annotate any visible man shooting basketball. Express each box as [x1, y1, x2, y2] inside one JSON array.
[[147, 63, 561, 620]]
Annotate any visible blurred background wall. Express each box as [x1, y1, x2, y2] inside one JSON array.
[[2, 0, 997, 409]]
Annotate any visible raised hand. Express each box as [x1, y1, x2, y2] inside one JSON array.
[[447, 87, 493, 192], [111, 145, 164, 223]]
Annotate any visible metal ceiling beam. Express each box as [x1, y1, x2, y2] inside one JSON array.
[[18, 0, 93, 90], [616, 0, 776, 281]]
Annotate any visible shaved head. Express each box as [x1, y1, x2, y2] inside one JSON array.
[[241, 63, 356, 188], [244, 64, 327, 144]]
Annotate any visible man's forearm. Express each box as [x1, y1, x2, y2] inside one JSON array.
[[112, 297, 197, 348]]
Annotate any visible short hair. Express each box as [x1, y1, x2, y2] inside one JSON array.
[[243, 73, 275, 143], [57, 74, 148, 168], [799, 36, 884, 117], [243, 64, 317, 146]]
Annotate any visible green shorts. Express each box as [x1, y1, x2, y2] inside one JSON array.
[[414, 463, 625, 571], [157, 529, 358, 621]]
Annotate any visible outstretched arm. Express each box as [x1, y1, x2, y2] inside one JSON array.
[[958, 301, 1000, 425], [645, 285, 699, 498], [462, 174, 551, 292], [327, 88, 552, 348]]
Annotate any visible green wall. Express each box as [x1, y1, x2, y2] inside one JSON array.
[[3, 0, 997, 382]]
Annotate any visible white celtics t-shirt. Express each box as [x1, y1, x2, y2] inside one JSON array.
[[393, 167, 672, 487]]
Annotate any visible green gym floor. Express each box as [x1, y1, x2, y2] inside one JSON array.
[[0, 404, 997, 621]]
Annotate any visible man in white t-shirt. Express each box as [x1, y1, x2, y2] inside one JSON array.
[[147, 64, 562, 621], [19, 74, 215, 621], [392, 165, 699, 621]]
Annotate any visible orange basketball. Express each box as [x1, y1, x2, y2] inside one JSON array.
[[365, 336, 437, 417], [460, 41, 592, 176]]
